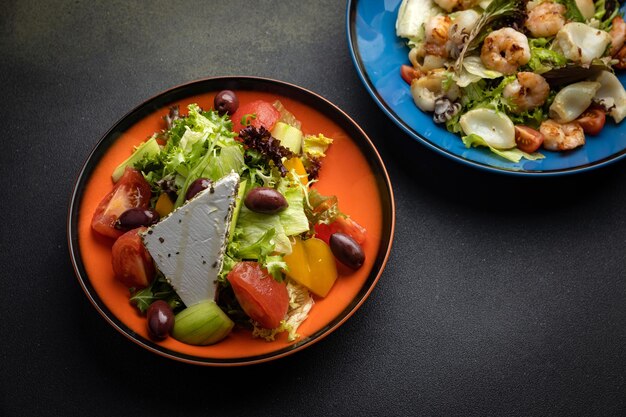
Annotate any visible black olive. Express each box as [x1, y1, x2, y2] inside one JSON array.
[[214, 90, 239, 115], [147, 300, 175, 341], [244, 187, 288, 214], [186, 178, 212, 200], [329, 232, 365, 270], [115, 208, 159, 230]]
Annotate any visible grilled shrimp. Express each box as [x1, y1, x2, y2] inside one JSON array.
[[433, 0, 479, 12], [525, 1, 566, 38], [503, 72, 550, 113], [609, 16, 626, 56], [540, 119, 585, 151], [424, 15, 452, 57], [480, 28, 531, 75]]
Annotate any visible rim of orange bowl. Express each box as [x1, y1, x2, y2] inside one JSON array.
[[67, 76, 396, 366]]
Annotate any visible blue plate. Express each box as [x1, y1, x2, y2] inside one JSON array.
[[347, 0, 626, 175]]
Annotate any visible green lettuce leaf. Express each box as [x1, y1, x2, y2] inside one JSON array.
[[133, 103, 240, 207], [229, 229, 287, 281], [527, 38, 568, 74], [277, 179, 310, 237], [303, 134, 333, 158], [199, 144, 245, 181], [462, 134, 545, 163], [594, 0, 620, 30], [129, 272, 184, 314], [234, 206, 291, 255], [558, 0, 585, 22]]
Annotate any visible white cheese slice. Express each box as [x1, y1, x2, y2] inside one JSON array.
[[141, 172, 240, 307]]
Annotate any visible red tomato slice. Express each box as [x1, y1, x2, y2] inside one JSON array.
[[111, 227, 155, 289], [91, 167, 152, 239], [576, 108, 606, 136], [231, 100, 280, 134], [314, 223, 333, 244], [514, 125, 544, 153], [316, 216, 367, 245], [333, 216, 367, 245], [227, 261, 289, 329], [400, 64, 420, 85]]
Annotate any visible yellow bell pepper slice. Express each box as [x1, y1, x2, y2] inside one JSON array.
[[155, 193, 174, 218], [283, 157, 309, 186], [284, 236, 338, 297]]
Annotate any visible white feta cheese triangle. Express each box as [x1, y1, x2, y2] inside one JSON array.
[[141, 172, 240, 307]]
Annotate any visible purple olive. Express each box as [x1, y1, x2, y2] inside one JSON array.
[[244, 187, 288, 214], [186, 178, 213, 200], [147, 300, 175, 340], [115, 208, 159, 230], [329, 232, 365, 270], [214, 90, 239, 115]]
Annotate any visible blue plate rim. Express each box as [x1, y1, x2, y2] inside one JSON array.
[[345, 0, 626, 176]]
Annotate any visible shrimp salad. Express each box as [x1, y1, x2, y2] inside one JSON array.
[[396, 0, 626, 162]]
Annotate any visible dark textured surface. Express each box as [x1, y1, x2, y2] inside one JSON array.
[[2, 1, 626, 416]]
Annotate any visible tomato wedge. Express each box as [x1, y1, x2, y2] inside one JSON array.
[[400, 64, 420, 85], [514, 125, 544, 153], [111, 227, 155, 289], [315, 216, 367, 245], [227, 261, 289, 329], [576, 107, 606, 136], [231, 100, 280, 134], [91, 167, 152, 239]]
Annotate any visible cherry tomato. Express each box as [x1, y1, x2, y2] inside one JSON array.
[[333, 216, 367, 244], [576, 108, 606, 136], [400, 64, 420, 85], [231, 100, 280, 134], [227, 261, 289, 329], [514, 125, 544, 153], [111, 227, 155, 289], [91, 167, 152, 239]]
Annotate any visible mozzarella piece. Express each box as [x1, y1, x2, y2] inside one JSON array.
[[460, 108, 516, 150], [554, 23, 611, 65], [142, 172, 240, 307], [594, 71, 626, 123], [549, 81, 601, 123]]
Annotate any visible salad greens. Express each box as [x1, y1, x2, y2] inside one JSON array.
[[118, 98, 340, 342], [559, 0, 585, 22], [135, 104, 242, 207], [397, 0, 626, 162]]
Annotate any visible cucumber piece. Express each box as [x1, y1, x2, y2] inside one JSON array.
[[228, 179, 247, 241], [172, 300, 234, 346], [271, 122, 302, 154], [112, 137, 160, 182]]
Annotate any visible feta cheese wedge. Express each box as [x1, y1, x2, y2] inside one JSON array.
[[141, 172, 240, 307]]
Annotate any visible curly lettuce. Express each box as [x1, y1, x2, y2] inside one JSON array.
[[462, 134, 545, 163], [527, 38, 568, 74], [133, 103, 242, 207]]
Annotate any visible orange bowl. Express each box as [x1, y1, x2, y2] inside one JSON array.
[[68, 76, 395, 365]]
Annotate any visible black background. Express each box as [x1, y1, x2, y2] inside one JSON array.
[[2, 1, 625, 416]]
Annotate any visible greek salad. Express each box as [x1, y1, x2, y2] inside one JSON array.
[[90, 90, 367, 346], [396, 0, 626, 162]]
